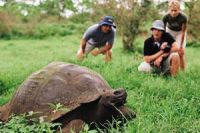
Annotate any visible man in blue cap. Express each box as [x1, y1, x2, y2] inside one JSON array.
[[77, 16, 116, 62], [138, 20, 180, 76]]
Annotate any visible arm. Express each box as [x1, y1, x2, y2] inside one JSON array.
[[77, 39, 87, 60], [151, 43, 178, 67], [162, 15, 168, 30], [91, 44, 112, 56], [144, 50, 164, 63], [160, 41, 178, 58], [99, 44, 112, 54], [81, 25, 96, 53], [145, 41, 178, 66], [180, 23, 187, 49], [80, 39, 87, 53]]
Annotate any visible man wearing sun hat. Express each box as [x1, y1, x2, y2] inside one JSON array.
[[77, 16, 116, 62], [138, 20, 180, 76]]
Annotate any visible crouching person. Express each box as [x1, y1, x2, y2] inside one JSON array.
[[77, 16, 116, 62], [138, 20, 180, 76]]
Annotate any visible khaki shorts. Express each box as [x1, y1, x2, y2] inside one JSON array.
[[166, 27, 186, 49], [138, 52, 179, 74]]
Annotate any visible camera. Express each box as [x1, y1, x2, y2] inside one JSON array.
[[162, 45, 171, 53]]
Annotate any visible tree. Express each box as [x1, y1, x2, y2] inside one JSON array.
[[186, 0, 200, 42], [91, 0, 158, 52], [39, 0, 77, 18]]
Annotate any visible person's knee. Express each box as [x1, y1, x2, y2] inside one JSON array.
[[103, 49, 112, 55], [107, 50, 112, 58], [104, 50, 112, 62], [169, 54, 180, 76], [138, 62, 152, 72], [171, 54, 180, 65], [108, 49, 112, 55]]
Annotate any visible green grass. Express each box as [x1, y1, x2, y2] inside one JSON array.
[[0, 35, 200, 133]]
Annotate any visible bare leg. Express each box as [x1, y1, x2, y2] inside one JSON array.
[[104, 50, 112, 62], [170, 54, 180, 76], [60, 119, 85, 133], [180, 55, 185, 71]]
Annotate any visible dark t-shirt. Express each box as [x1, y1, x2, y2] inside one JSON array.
[[163, 12, 187, 31], [144, 32, 175, 56]]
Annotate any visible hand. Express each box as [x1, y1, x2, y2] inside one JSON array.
[[160, 42, 168, 50], [154, 56, 163, 67], [160, 42, 171, 53], [91, 50, 100, 56], [178, 48, 184, 57], [162, 46, 171, 53], [77, 49, 85, 61]]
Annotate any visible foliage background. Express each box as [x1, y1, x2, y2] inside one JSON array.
[[0, 0, 200, 132]]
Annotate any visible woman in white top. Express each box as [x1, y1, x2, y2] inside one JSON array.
[[163, 0, 187, 71]]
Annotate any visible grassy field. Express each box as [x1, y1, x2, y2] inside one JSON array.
[[0, 35, 200, 133]]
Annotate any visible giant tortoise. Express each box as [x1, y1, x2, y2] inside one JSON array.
[[0, 62, 136, 132]]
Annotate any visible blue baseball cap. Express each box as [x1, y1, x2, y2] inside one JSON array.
[[99, 16, 116, 28]]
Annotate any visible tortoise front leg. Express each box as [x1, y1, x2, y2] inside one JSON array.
[[60, 119, 85, 133], [117, 106, 136, 119], [0, 102, 11, 122]]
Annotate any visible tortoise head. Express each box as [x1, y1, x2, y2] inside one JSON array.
[[100, 88, 127, 107], [98, 89, 136, 123]]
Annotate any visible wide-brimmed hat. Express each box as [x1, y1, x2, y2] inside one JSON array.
[[99, 16, 116, 28], [151, 20, 165, 31]]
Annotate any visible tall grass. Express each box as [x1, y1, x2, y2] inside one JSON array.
[[0, 35, 199, 132]]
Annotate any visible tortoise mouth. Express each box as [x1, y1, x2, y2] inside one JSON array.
[[111, 89, 127, 106]]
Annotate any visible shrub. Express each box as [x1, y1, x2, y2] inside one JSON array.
[[0, 114, 60, 133], [187, 0, 200, 44], [91, 0, 158, 52], [0, 11, 13, 39], [0, 80, 6, 95], [186, 41, 200, 48], [0, 9, 91, 39], [33, 23, 74, 39]]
